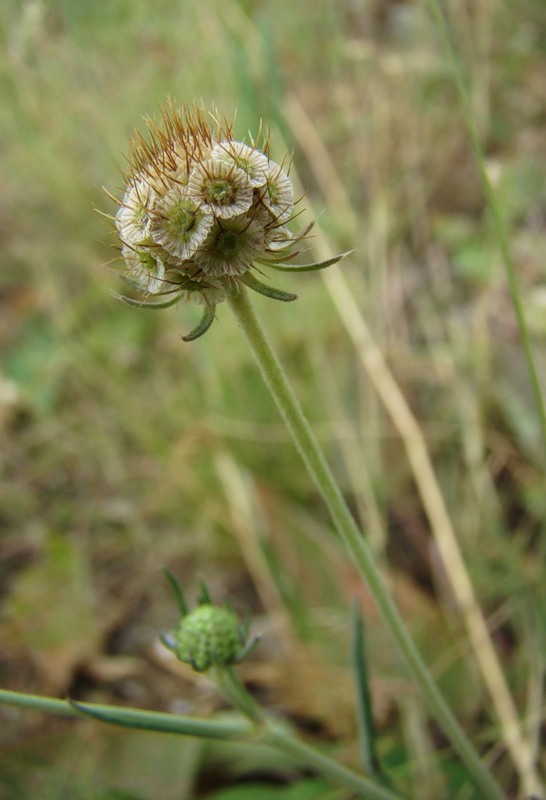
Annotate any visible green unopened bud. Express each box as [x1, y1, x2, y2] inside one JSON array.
[[173, 604, 246, 672]]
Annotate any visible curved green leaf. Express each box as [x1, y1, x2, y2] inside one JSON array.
[[262, 250, 353, 273], [181, 306, 216, 342], [242, 273, 297, 302]]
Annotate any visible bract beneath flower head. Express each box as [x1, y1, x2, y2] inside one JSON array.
[[178, 281, 232, 307]]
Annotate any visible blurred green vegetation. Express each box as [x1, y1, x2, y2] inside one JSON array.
[[0, 0, 544, 797]]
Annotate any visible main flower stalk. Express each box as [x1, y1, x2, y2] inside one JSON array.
[[227, 287, 504, 800]]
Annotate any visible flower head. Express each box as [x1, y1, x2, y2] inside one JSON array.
[[108, 103, 347, 340], [172, 605, 246, 672], [161, 575, 259, 673]]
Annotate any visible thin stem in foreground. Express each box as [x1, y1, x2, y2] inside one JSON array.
[[207, 667, 406, 800], [228, 286, 505, 800], [0, 687, 404, 800], [0, 689, 252, 740]]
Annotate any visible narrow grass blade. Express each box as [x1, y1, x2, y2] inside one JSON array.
[[163, 567, 188, 616], [352, 601, 383, 779]]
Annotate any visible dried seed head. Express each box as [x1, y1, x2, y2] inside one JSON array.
[[107, 102, 347, 339]]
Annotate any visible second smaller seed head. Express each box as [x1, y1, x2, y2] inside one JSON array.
[[174, 604, 247, 672]]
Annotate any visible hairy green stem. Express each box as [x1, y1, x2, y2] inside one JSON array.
[[0, 686, 402, 799], [208, 667, 406, 800], [210, 666, 264, 725], [265, 724, 405, 800], [0, 689, 252, 740], [228, 287, 504, 800]]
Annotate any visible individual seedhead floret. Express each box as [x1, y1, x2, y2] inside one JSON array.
[[259, 160, 294, 223], [194, 216, 265, 278], [120, 243, 169, 296], [211, 140, 270, 188], [150, 185, 214, 261], [115, 179, 157, 246], [187, 159, 254, 220]]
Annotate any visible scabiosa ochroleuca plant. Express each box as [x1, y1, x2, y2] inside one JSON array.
[[108, 103, 347, 340]]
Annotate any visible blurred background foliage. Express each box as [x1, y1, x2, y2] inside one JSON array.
[[0, 0, 544, 797]]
